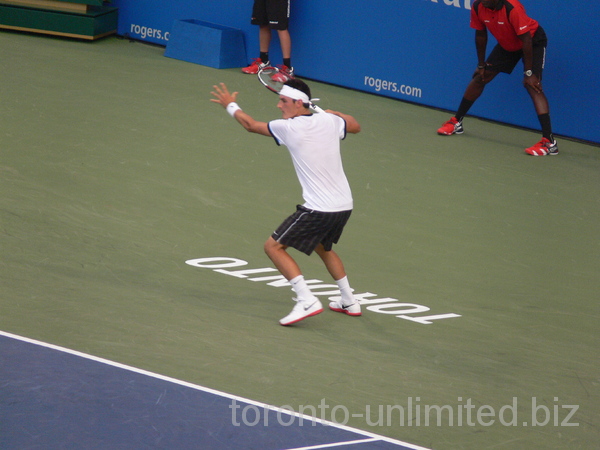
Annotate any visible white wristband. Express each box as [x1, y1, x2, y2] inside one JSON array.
[[226, 102, 241, 117]]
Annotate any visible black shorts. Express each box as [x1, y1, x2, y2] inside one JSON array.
[[251, 0, 290, 30], [485, 27, 548, 79], [272, 205, 352, 255]]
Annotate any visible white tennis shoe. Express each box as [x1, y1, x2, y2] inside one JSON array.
[[329, 299, 362, 316], [279, 298, 323, 326]]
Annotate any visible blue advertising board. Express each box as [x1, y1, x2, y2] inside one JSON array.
[[110, 0, 599, 144]]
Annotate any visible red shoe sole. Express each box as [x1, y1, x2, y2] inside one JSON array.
[[329, 306, 362, 316], [280, 308, 323, 326]]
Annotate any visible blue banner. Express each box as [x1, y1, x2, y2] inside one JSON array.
[[111, 0, 600, 144]]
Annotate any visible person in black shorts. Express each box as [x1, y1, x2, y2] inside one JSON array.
[[211, 78, 361, 326], [437, 0, 558, 156], [241, 0, 294, 77]]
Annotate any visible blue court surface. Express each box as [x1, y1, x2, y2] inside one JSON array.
[[0, 331, 427, 450]]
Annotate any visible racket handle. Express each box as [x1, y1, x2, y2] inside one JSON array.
[[310, 104, 325, 114]]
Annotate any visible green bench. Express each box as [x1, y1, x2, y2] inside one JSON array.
[[0, 0, 117, 40]]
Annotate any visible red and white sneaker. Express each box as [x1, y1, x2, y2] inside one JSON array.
[[279, 297, 323, 326], [437, 117, 464, 136], [329, 299, 362, 316], [241, 58, 269, 74], [525, 138, 559, 156], [271, 65, 294, 82]]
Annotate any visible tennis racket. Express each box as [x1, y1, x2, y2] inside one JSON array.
[[257, 66, 324, 113]]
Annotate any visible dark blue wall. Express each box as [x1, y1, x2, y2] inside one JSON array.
[[111, 0, 600, 144]]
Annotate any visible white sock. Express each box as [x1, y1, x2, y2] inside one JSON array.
[[336, 276, 354, 304], [290, 275, 314, 301]]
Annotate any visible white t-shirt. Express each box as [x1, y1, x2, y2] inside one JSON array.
[[268, 112, 353, 212]]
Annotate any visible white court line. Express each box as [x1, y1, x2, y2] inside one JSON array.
[[0, 330, 430, 450], [283, 437, 379, 449]]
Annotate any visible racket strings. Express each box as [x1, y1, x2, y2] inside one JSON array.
[[257, 67, 289, 93], [257, 67, 323, 113]]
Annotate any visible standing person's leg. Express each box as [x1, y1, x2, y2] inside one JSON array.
[[271, 0, 293, 72], [524, 94, 557, 155], [438, 43, 519, 136], [524, 28, 558, 156], [523, 85, 557, 156], [461, 68, 498, 109], [277, 29, 292, 69], [259, 25, 272, 58], [242, 1, 272, 73], [437, 69, 499, 136], [526, 87, 550, 116]]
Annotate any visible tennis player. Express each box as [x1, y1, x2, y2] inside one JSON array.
[[210, 79, 361, 325], [437, 0, 557, 156]]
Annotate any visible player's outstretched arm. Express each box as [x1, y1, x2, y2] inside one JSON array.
[[325, 110, 361, 134], [210, 83, 271, 136]]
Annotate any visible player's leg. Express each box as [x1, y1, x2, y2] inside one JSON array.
[[314, 244, 346, 281], [264, 237, 318, 303], [264, 237, 300, 281], [315, 245, 361, 316], [264, 237, 322, 326], [267, 208, 326, 325], [314, 245, 354, 307], [313, 209, 361, 317]]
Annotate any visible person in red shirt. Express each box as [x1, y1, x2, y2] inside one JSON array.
[[437, 0, 558, 156]]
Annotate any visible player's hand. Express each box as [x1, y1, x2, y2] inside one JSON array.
[[523, 74, 543, 94], [210, 83, 239, 108]]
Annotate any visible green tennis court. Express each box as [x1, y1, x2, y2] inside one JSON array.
[[1, 31, 598, 449]]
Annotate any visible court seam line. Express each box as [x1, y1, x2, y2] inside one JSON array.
[[283, 437, 379, 449], [0, 330, 430, 450]]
